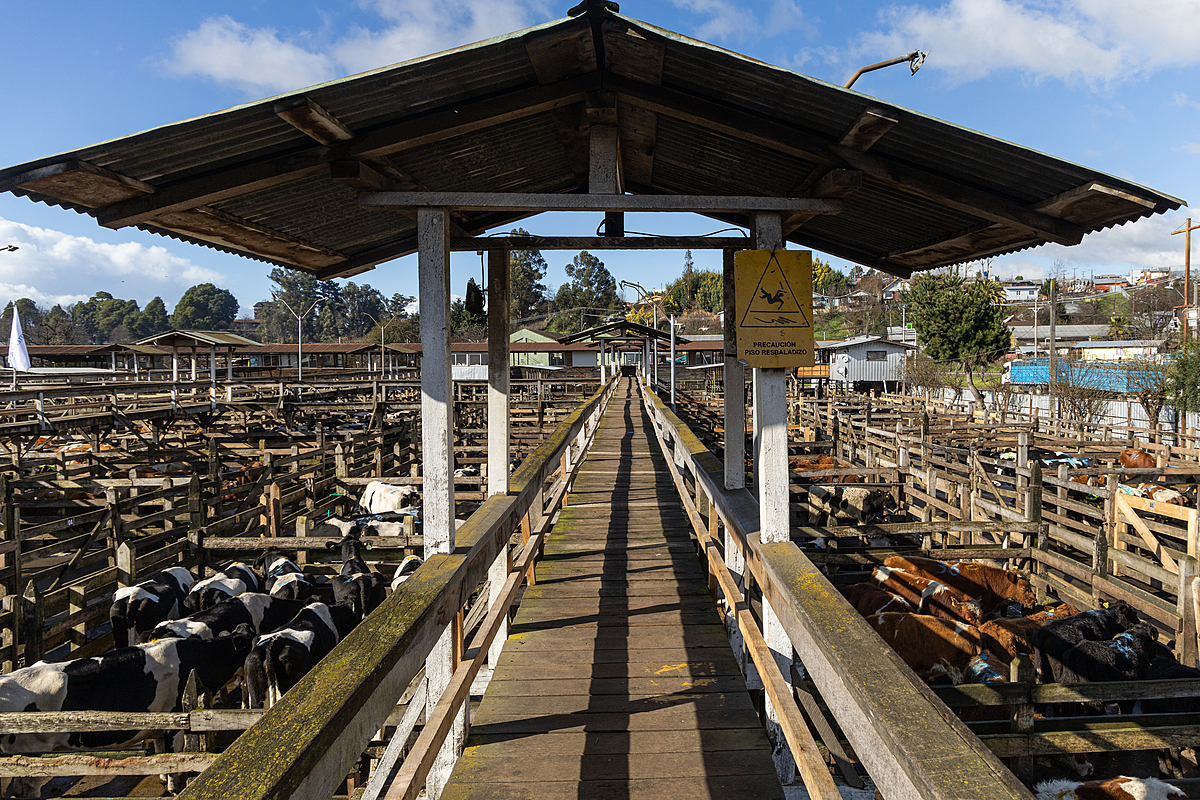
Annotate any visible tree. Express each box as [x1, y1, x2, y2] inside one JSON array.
[[1108, 315, 1131, 339], [0, 299, 43, 344], [40, 305, 87, 344], [171, 284, 239, 330], [1125, 357, 1170, 434], [137, 297, 170, 338], [551, 251, 620, 333], [465, 278, 485, 319], [337, 283, 387, 340], [508, 230, 548, 320], [905, 271, 1010, 405], [695, 271, 723, 314], [1165, 342, 1200, 414], [259, 269, 321, 343]]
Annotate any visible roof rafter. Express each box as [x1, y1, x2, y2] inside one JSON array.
[[605, 74, 1088, 247], [94, 74, 602, 230]]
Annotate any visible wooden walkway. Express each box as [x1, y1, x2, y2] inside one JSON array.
[[442, 378, 782, 800]]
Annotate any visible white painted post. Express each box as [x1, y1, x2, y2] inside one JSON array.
[[171, 345, 179, 383], [487, 249, 511, 670], [209, 346, 216, 385], [600, 339, 606, 383], [417, 207, 462, 800], [110, 351, 116, 372], [190, 346, 197, 382], [670, 314, 676, 409], [226, 346, 234, 382], [751, 211, 797, 785]]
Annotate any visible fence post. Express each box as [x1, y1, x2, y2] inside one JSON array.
[[106, 487, 123, 567], [208, 437, 219, 482], [117, 541, 138, 587], [22, 581, 42, 664], [68, 585, 87, 649], [335, 445, 349, 516], [260, 483, 282, 538], [1177, 556, 1198, 668], [188, 474, 205, 569]]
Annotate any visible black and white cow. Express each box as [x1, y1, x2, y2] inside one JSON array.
[[1032, 599, 1141, 683], [110, 567, 195, 648], [182, 562, 260, 615], [1056, 623, 1159, 715], [0, 626, 254, 797], [147, 593, 307, 642], [244, 602, 358, 708], [328, 534, 386, 619], [356, 481, 420, 516], [257, 548, 320, 602], [390, 555, 424, 592]]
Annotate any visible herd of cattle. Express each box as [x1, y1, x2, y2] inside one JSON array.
[[0, 480, 429, 798], [840, 553, 1199, 785]]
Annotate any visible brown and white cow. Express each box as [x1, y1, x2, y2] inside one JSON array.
[[838, 582, 914, 618], [866, 612, 981, 680], [1134, 483, 1188, 507], [883, 554, 1036, 612], [1033, 776, 1184, 800], [871, 566, 983, 626], [1118, 447, 1156, 471]]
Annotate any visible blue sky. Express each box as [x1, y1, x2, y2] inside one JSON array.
[[1, 0, 1197, 317]]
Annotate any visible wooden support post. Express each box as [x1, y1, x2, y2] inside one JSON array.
[[68, 584, 87, 648], [22, 581, 42, 664], [117, 541, 137, 587], [418, 206, 461, 800], [722, 248, 745, 491], [260, 483, 282, 538], [488, 249, 511, 499], [1177, 556, 1199, 668]]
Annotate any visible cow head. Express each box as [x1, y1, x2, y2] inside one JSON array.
[[1006, 568, 1038, 606]]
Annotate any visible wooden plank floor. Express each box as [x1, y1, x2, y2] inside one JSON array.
[[442, 378, 782, 800]]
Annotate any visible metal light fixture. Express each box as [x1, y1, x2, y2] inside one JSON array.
[[845, 49, 930, 89]]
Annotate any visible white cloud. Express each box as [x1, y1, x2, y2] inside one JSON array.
[[855, 0, 1200, 88], [165, 2, 552, 97], [0, 218, 225, 310], [998, 213, 1188, 278], [667, 0, 811, 44], [164, 15, 335, 96], [1174, 92, 1200, 111]]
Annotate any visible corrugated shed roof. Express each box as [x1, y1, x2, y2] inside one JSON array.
[[0, 7, 1182, 280]]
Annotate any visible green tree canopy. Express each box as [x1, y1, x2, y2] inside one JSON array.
[[171, 283, 239, 330], [509, 230, 549, 320], [550, 251, 621, 334], [904, 272, 1010, 404], [1166, 342, 1200, 414]]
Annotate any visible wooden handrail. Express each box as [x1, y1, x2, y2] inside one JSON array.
[[175, 376, 618, 800], [638, 383, 1034, 800]]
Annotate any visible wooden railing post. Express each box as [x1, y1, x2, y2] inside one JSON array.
[[117, 541, 138, 587], [1177, 556, 1198, 668], [22, 580, 42, 664]]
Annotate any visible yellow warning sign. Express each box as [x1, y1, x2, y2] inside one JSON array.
[[735, 250, 814, 368]]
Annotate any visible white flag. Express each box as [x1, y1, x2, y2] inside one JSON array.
[[7, 305, 30, 373]]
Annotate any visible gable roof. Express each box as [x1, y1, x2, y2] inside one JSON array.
[[0, 6, 1182, 281]]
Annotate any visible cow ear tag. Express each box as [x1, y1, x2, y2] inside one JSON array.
[[1100, 600, 1110, 608]]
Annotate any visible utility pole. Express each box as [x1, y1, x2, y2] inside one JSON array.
[[1048, 278, 1056, 412], [1173, 218, 1200, 341]]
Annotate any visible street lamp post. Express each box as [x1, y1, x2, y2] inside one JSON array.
[[279, 299, 319, 382], [364, 313, 399, 377]]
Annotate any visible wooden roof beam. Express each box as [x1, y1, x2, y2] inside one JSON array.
[[94, 75, 600, 230], [607, 75, 1086, 246], [783, 169, 861, 236], [274, 97, 354, 145], [838, 108, 898, 152], [1, 159, 153, 209], [358, 191, 841, 214]]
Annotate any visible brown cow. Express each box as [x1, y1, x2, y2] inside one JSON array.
[[1118, 447, 1155, 470], [867, 612, 981, 680], [978, 603, 1080, 665], [871, 566, 983, 625], [883, 554, 1036, 612], [838, 582, 914, 617]]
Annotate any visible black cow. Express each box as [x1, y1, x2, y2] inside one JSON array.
[[1032, 599, 1140, 683], [147, 593, 307, 642], [1143, 655, 1200, 715], [328, 534, 386, 619], [244, 602, 358, 708], [110, 567, 195, 648], [0, 626, 254, 797], [182, 562, 260, 615]]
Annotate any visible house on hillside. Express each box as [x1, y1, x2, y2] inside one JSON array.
[[1003, 283, 1039, 302], [1095, 276, 1128, 293], [819, 335, 916, 393], [1072, 340, 1164, 362]]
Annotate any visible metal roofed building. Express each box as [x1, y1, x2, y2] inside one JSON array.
[[819, 334, 916, 392], [0, 8, 1182, 280]]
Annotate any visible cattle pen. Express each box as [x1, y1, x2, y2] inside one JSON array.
[[0, 2, 1192, 798]]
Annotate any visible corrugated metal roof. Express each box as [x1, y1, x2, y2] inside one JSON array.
[[0, 7, 1183, 280], [135, 330, 261, 348]]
